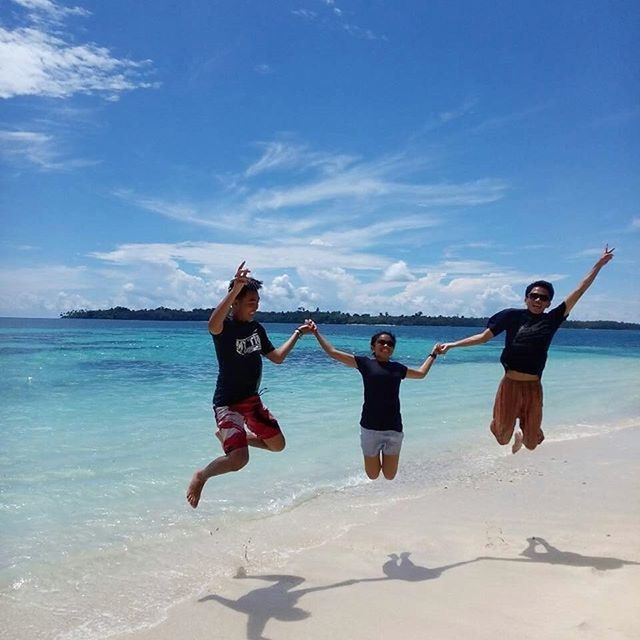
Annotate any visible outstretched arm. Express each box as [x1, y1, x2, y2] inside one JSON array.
[[406, 343, 441, 379], [309, 321, 357, 368], [265, 321, 315, 365], [563, 245, 615, 315], [208, 261, 249, 335], [438, 329, 494, 355]]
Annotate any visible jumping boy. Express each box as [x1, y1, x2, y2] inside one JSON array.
[[187, 262, 312, 508], [438, 246, 615, 453]]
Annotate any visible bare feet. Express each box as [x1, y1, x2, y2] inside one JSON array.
[[512, 430, 523, 454], [187, 471, 206, 508]]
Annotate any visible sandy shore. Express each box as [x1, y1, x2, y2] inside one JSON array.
[[115, 428, 640, 640]]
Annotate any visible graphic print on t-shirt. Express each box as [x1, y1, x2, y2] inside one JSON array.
[[235, 331, 262, 356]]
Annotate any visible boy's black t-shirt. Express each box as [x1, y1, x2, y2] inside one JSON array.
[[355, 355, 408, 432], [487, 302, 567, 377], [212, 319, 275, 406]]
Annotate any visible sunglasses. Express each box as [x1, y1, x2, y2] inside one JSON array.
[[528, 293, 550, 302], [375, 339, 395, 347]]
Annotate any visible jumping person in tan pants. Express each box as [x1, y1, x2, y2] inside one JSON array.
[[438, 246, 614, 453]]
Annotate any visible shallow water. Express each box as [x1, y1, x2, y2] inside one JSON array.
[[1, 318, 639, 639]]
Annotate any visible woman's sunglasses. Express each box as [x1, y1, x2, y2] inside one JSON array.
[[375, 339, 395, 347]]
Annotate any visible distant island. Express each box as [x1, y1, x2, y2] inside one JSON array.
[[60, 306, 640, 330]]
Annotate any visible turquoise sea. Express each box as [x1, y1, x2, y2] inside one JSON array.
[[1, 318, 639, 639]]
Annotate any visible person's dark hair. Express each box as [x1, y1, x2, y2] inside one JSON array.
[[370, 331, 396, 349], [229, 277, 263, 299], [525, 280, 554, 300]]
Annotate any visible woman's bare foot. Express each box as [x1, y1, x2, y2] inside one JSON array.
[[512, 430, 524, 454], [186, 471, 206, 508]]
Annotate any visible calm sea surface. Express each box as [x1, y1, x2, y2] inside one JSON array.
[[1, 318, 639, 639]]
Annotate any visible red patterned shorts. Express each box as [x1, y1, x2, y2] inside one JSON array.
[[213, 395, 281, 453]]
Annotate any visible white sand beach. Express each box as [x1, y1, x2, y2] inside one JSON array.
[[112, 427, 640, 640]]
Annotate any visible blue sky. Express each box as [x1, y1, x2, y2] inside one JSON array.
[[1, 0, 638, 320]]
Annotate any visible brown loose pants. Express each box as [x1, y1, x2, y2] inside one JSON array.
[[490, 377, 545, 450]]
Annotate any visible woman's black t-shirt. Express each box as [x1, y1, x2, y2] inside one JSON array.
[[355, 355, 408, 431]]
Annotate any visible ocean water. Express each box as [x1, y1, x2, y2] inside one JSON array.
[[1, 317, 639, 639]]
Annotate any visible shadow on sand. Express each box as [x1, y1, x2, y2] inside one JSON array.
[[199, 571, 357, 640], [481, 536, 640, 571], [198, 538, 638, 639]]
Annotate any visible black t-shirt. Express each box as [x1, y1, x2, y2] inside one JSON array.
[[355, 355, 408, 432], [487, 302, 567, 377], [212, 319, 275, 405]]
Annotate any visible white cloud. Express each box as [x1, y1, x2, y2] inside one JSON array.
[[244, 142, 308, 177], [111, 190, 241, 230], [630, 217, 640, 231], [244, 140, 358, 178], [0, 265, 94, 315], [292, 1, 387, 42], [309, 216, 439, 251], [1, 251, 635, 321], [471, 104, 549, 134], [382, 261, 416, 282], [90, 240, 388, 272], [437, 97, 478, 124], [0, 128, 96, 170], [342, 24, 385, 41], [254, 63, 273, 75], [266, 274, 296, 299], [11, 0, 90, 24], [261, 274, 319, 310], [0, 2, 157, 100], [291, 9, 317, 20], [243, 168, 504, 214], [119, 142, 507, 248]]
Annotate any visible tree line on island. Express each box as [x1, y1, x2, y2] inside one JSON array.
[[59, 306, 640, 330]]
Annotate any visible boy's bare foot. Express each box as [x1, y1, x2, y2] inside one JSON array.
[[512, 431, 523, 454], [187, 471, 206, 508]]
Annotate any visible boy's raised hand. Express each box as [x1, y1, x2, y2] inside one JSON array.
[[596, 245, 615, 268], [231, 261, 251, 289]]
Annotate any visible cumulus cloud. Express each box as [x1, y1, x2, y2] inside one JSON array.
[[2, 249, 633, 320], [261, 274, 319, 310], [0, 264, 94, 316], [381, 261, 416, 282], [266, 274, 297, 299]]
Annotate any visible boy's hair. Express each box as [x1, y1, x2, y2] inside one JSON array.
[[229, 277, 263, 299], [370, 331, 397, 349], [525, 280, 554, 300]]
